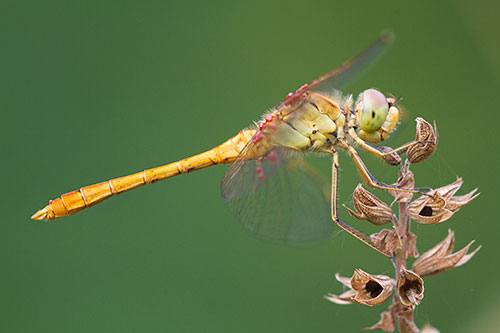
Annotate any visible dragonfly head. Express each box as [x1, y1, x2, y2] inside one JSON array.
[[355, 89, 400, 143]]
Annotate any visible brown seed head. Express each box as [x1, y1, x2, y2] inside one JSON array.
[[397, 267, 424, 308], [412, 229, 481, 276], [408, 192, 455, 224], [407, 118, 438, 164], [345, 185, 394, 226], [388, 166, 415, 203], [372, 230, 419, 259], [408, 178, 478, 224], [351, 269, 394, 306], [325, 270, 394, 306], [370, 229, 401, 256]]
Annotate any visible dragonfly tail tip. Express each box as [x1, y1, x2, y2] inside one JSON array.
[[31, 207, 52, 221]]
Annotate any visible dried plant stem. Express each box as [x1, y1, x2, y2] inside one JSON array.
[[393, 159, 421, 332], [395, 200, 413, 333], [396, 201, 409, 269], [390, 162, 414, 332]]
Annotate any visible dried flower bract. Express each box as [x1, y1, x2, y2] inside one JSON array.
[[324, 290, 356, 305], [370, 229, 401, 256], [364, 311, 395, 332], [433, 178, 479, 211], [408, 192, 455, 224], [409, 178, 478, 224], [397, 267, 424, 308], [407, 118, 438, 164], [413, 229, 481, 276], [388, 166, 415, 204], [351, 269, 393, 306], [325, 270, 393, 307], [405, 232, 419, 258], [324, 273, 356, 305], [345, 185, 394, 226], [398, 317, 419, 333]]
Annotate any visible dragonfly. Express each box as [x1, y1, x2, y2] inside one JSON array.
[[32, 32, 423, 257]]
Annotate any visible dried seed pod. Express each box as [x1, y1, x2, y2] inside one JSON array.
[[364, 310, 395, 331], [407, 118, 438, 164], [345, 185, 394, 225], [350, 269, 394, 306], [408, 192, 455, 224], [388, 167, 415, 204], [413, 229, 481, 276], [397, 267, 424, 308], [409, 178, 478, 224], [373, 230, 419, 259], [325, 270, 394, 307], [378, 146, 402, 166], [370, 229, 401, 256]]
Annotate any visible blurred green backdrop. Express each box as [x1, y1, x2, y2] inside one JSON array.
[[2, 0, 499, 332]]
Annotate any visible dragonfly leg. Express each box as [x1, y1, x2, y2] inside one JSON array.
[[357, 138, 421, 158], [331, 150, 392, 258], [347, 128, 431, 159], [376, 140, 437, 157], [347, 145, 429, 195]]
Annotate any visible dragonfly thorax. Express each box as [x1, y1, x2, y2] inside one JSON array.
[[259, 92, 346, 153]]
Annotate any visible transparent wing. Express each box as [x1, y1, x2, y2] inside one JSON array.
[[278, 31, 393, 107], [221, 144, 333, 245], [311, 31, 393, 93]]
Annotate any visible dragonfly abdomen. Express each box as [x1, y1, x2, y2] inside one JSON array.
[[31, 130, 256, 220]]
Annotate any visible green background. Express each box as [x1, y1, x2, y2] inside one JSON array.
[[2, 0, 499, 332]]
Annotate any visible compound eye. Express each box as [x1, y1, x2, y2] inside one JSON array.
[[358, 89, 389, 133]]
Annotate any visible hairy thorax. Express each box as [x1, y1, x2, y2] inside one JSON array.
[[261, 92, 348, 153]]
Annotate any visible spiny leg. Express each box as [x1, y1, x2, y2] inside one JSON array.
[[330, 150, 392, 258]]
